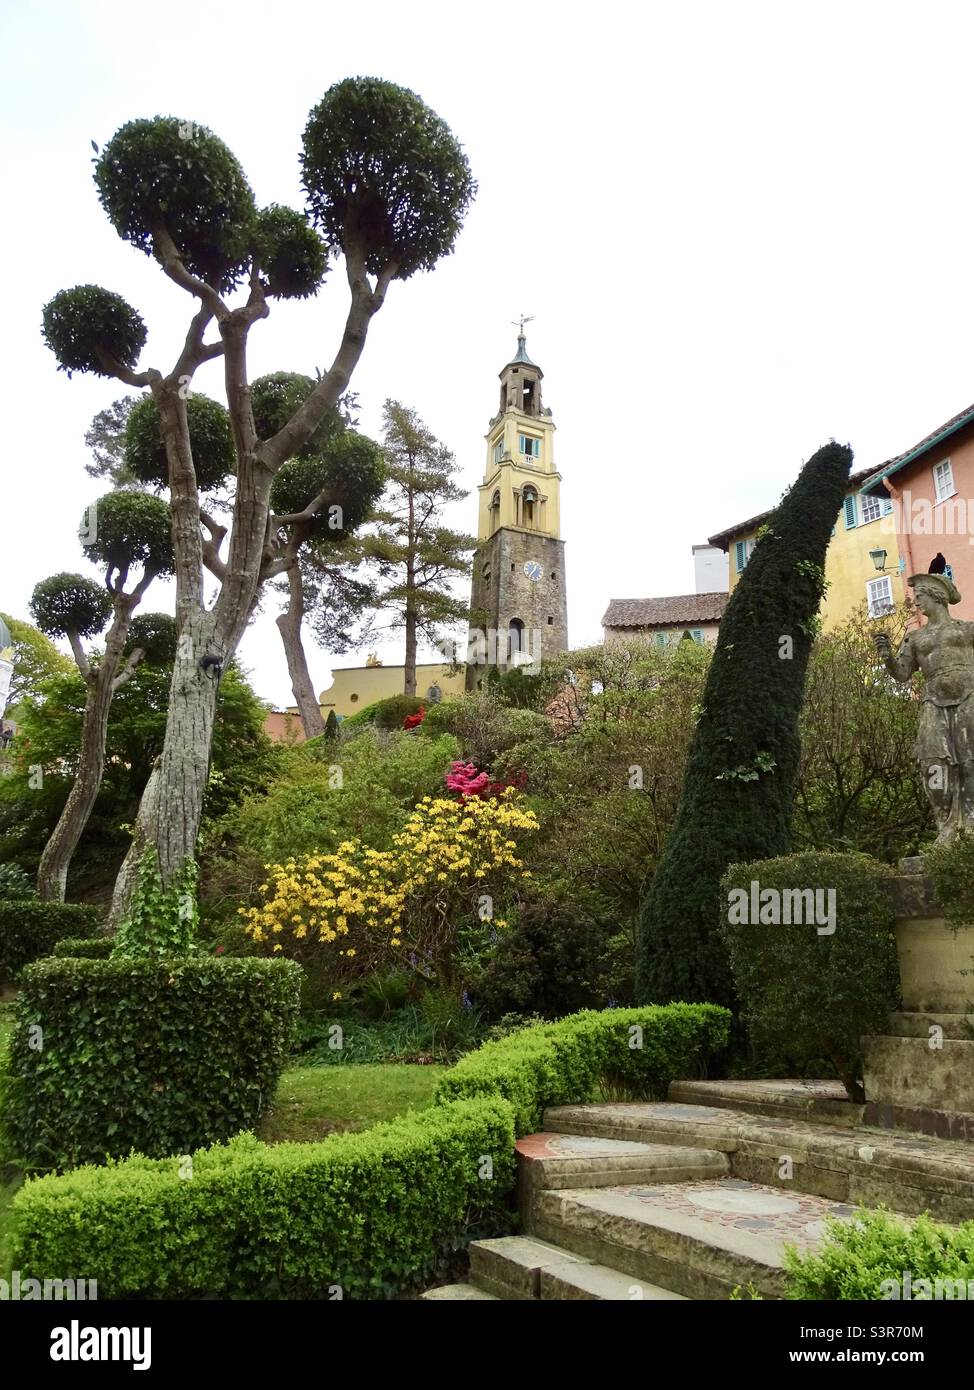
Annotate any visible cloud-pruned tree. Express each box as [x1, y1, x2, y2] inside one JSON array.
[[40, 79, 475, 927], [30, 489, 174, 900]]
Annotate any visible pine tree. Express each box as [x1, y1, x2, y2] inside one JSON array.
[[636, 441, 853, 1006], [365, 401, 475, 695]]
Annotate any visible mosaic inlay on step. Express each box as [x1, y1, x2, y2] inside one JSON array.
[[607, 1179, 856, 1247]]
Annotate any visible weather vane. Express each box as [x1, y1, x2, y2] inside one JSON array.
[[512, 314, 534, 336]]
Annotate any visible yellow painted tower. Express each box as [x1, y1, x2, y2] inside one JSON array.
[[467, 330, 568, 687]]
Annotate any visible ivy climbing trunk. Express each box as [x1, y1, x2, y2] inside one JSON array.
[[635, 441, 853, 1008]]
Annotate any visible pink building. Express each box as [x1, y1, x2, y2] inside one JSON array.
[[861, 401, 974, 617]]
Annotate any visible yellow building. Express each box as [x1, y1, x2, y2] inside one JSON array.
[[264, 659, 467, 741], [707, 465, 905, 626], [318, 660, 466, 717]]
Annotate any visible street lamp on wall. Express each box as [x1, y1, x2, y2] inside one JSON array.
[[869, 547, 890, 573]]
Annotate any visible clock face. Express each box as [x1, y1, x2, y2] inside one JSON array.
[[524, 560, 543, 582]]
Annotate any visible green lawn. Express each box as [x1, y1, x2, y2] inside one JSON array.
[[257, 1062, 445, 1143], [0, 1045, 444, 1274]]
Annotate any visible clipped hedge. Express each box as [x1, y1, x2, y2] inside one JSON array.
[[5, 956, 301, 1167], [49, 936, 114, 960], [0, 900, 101, 982], [10, 1002, 729, 1299], [720, 851, 899, 1101], [342, 693, 427, 731], [435, 1003, 732, 1134], [13, 1098, 515, 1299], [784, 1208, 974, 1300]]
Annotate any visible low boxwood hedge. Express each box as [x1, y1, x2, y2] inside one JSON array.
[[720, 851, 899, 1101], [435, 1002, 731, 1134], [5, 955, 301, 1167], [13, 1098, 516, 1299], [341, 693, 426, 731], [10, 1002, 730, 1297], [0, 900, 101, 982]]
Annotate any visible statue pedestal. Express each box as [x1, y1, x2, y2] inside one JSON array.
[[862, 859, 974, 1139]]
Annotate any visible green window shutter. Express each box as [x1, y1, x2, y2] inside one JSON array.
[[843, 495, 858, 529], [691, 629, 703, 642], [735, 540, 746, 572], [882, 496, 893, 515]]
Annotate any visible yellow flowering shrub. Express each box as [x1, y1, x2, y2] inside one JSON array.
[[239, 793, 538, 987]]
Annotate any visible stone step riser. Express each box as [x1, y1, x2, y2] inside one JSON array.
[[544, 1105, 974, 1223], [669, 1081, 862, 1127], [530, 1190, 784, 1300], [467, 1234, 686, 1301]]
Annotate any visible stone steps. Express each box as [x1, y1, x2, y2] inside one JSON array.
[[529, 1179, 855, 1299], [422, 1077, 974, 1301], [421, 1234, 688, 1301], [545, 1098, 974, 1222]]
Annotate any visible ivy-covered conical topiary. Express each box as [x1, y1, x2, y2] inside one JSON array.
[[636, 440, 854, 1007]]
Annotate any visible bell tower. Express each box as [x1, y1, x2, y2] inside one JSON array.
[[466, 329, 568, 688]]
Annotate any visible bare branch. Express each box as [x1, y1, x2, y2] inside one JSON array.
[[149, 219, 228, 320], [112, 646, 144, 692], [260, 241, 390, 471], [67, 631, 92, 682], [200, 510, 228, 582], [93, 345, 156, 389]]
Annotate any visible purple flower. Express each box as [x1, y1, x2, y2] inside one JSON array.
[[461, 990, 473, 1012]]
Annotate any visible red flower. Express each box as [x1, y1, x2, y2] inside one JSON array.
[[403, 707, 426, 730]]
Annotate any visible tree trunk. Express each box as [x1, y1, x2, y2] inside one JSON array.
[[404, 481, 417, 696], [277, 566, 325, 738], [107, 250, 385, 923], [37, 603, 135, 903], [105, 760, 161, 930], [154, 609, 223, 884], [404, 598, 418, 697]]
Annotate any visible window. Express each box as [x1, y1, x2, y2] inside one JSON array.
[[860, 493, 883, 524], [867, 575, 893, 618], [934, 459, 955, 502], [519, 434, 540, 458], [654, 632, 668, 647], [493, 439, 504, 465], [547, 615, 553, 625], [691, 629, 704, 643], [734, 539, 756, 573]]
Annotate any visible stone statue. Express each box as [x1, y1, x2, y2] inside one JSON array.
[[874, 572, 974, 844]]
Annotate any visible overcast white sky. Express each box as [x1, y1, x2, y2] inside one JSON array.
[[3, 0, 974, 709]]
